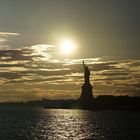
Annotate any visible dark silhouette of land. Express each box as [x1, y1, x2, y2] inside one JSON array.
[[35, 96, 140, 110], [0, 96, 140, 110], [1, 61, 140, 110]]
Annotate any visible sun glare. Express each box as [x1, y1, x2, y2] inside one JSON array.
[[60, 39, 76, 54]]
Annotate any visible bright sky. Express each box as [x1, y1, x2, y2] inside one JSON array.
[[0, 0, 140, 102]]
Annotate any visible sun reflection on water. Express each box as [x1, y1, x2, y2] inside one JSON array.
[[32, 109, 96, 139]]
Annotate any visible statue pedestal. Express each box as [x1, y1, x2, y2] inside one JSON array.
[[80, 83, 93, 103]]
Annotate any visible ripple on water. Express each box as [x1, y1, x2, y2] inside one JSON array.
[[0, 108, 140, 140]]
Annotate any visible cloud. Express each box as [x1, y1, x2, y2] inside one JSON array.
[[0, 88, 44, 102], [0, 32, 20, 37], [113, 88, 140, 96], [0, 31, 20, 49], [0, 43, 140, 101], [0, 37, 7, 43]]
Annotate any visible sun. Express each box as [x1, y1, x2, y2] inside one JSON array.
[[60, 39, 76, 54]]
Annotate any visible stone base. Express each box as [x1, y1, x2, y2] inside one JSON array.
[[80, 83, 93, 103]]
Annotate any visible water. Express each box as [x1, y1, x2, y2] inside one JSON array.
[[0, 107, 140, 140]]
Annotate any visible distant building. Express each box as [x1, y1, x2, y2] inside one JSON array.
[[80, 61, 93, 103]]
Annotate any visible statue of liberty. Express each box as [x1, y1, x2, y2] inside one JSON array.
[[80, 60, 93, 103]]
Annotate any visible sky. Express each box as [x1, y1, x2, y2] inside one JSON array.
[[0, 0, 140, 102]]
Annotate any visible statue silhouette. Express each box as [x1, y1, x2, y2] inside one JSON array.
[[80, 60, 93, 105], [83, 60, 90, 84]]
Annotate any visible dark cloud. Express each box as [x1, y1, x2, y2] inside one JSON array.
[[127, 60, 140, 67], [0, 72, 22, 79], [0, 64, 25, 67], [0, 49, 41, 62]]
